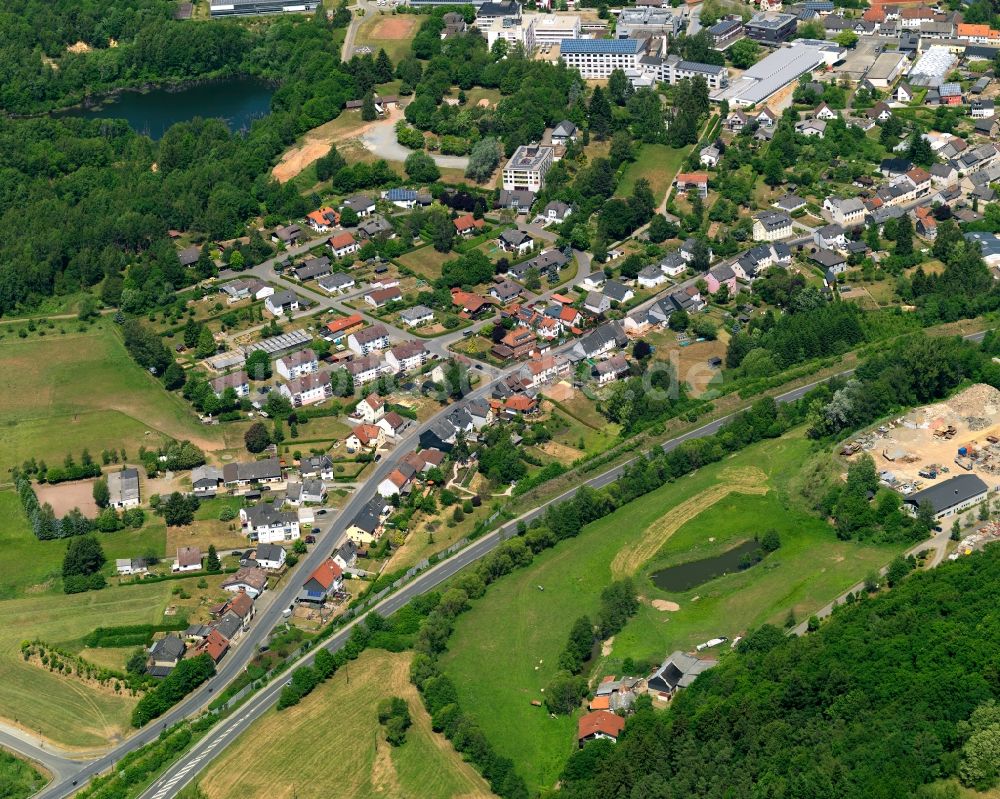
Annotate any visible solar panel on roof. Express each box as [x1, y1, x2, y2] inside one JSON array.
[[559, 38, 642, 53]]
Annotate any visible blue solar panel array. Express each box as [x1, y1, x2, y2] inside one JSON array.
[[559, 38, 642, 54]]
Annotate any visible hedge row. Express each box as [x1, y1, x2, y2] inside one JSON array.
[[84, 621, 189, 649]]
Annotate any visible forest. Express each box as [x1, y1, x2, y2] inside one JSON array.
[[558, 546, 1000, 799]]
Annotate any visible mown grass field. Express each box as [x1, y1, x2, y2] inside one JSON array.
[[440, 431, 907, 792], [0, 322, 223, 472], [0, 581, 175, 748], [198, 649, 492, 799], [615, 143, 689, 206], [0, 490, 166, 597], [353, 12, 420, 63], [396, 245, 452, 283]]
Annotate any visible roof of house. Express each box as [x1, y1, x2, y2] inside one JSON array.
[[221, 566, 268, 593], [577, 710, 626, 741], [150, 634, 185, 661], [255, 543, 285, 563], [903, 474, 988, 512], [305, 558, 343, 591], [329, 232, 356, 250], [676, 171, 709, 184], [400, 304, 435, 321], [454, 213, 484, 231], [603, 280, 632, 303], [352, 424, 383, 445], [352, 324, 390, 344], [176, 546, 201, 568], [223, 456, 282, 483], [648, 650, 717, 692], [326, 314, 364, 334]]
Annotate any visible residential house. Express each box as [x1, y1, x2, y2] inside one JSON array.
[[815, 223, 847, 249], [346, 354, 384, 387], [325, 313, 365, 343], [895, 81, 913, 103], [116, 557, 148, 576], [108, 467, 140, 509], [453, 214, 485, 237], [222, 457, 283, 487], [209, 370, 249, 399], [272, 224, 302, 245], [279, 372, 332, 407], [400, 305, 436, 328], [581, 273, 606, 291], [147, 635, 186, 678], [377, 465, 415, 498], [659, 252, 687, 277], [814, 101, 838, 120], [318, 272, 356, 294], [348, 325, 390, 356], [254, 543, 287, 570], [240, 503, 301, 544], [914, 206, 938, 240], [347, 423, 386, 451], [585, 291, 611, 314], [333, 540, 358, 571], [299, 559, 344, 603], [594, 354, 630, 384], [358, 215, 395, 240], [191, 465, 223, 496], [355, 393, 386, 424], [377, 411, 408, 440], [824, 196, 866, 227], [193, 628, 229, 664], [972, 100, 996, 119], [680, 237, 711, 263], [306, 206, 339, 232], [578, 710, 626, 747], [382, 188, 420, 209], [551, 119, 578, 145], [706, 263, 738, 294], [341, 194, 375, 218], [490, 280, 522, 305], [294, 256, 332, 282], [385, 341, 430, 374], [221, 565, 268, 598], [795, 118, 826, 138], [699, 145, 721, 167], [265, 290, 300, 317], [173, 546, 202, 573], [492, 326, 537, 360], [541, 201, 572, 224], [328, 231, 359, 259], [572, 322, 627, 360], [365, 286, 403, 308], [300, 454, 334, 481], [345, 497, 388, 545], [497, 188, 536, 213], [812, 248, 848, 274], [674, 172, 709, 198], [498, 228, 535, 256], [276, 349, 319, 380], [753, 211, 793, 242], [638, 265, 667, 288], [604, 280, 635, 305]]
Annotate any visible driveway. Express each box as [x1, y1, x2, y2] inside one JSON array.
[[361, 112, 470, 170]]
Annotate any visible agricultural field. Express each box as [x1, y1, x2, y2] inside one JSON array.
[[197, 649, 492, 799], [354, 12, 420, 63], [0, 323, 223, 472], [0, 581, 176, 748], [440, 431, 906, 792], [0, 491, 166, 598]]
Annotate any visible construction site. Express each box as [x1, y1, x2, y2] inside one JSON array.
[[840, 384, 1000, 495]]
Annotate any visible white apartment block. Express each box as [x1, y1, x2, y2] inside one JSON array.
[[559, 37, 644, 79], [502, 145, 555, 192]]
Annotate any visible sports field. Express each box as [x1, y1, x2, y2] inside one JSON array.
[[0, 323, 223, 472], [198, 649, 492, 799], [354, 13, 420, 62], [440, 431, 905, 792]]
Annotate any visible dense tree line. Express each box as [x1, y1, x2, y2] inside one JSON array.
[[131, 653, 215, 727], [13, 470, 94, 541], [557, 547, 1000, 799]]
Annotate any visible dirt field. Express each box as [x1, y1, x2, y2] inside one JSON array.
[[541, 381, 575, 402], [538, 440, 584, 463], [35, 480, 100, 518], [845, 384, 1000, 490], [368, 15, 418, 39], [165, 522, 249, 556], [272, 111, 390, 184], [610, 466, 769, 579]]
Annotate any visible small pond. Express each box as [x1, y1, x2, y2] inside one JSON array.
[[651, 540, 763, 593], [56, 77, 274, 140]]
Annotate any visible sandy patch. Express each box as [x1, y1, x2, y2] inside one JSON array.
[[35, 479, 100, 518], [67, 41, 92, 54], [651, 600, 680, 611], [610, 466, 769, 579], [600, 636, 614, 656], [370, 15, 419, 39], [539, 440, 584, 463], [542, 381, 576, 402]]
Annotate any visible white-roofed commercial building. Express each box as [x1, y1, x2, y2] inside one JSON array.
[[712, 42, 843, 107]]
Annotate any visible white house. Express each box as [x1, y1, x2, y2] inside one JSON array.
[[385, 341, 430, 374], [699, 145, 721, 167], [347, 325, 390, 356], [265, 290, 300, 317], [328, 232, 359, 258], [823, 196, 866, 227], [173, 546, 202, 573], [399, 305, 435, 328], [240, 504, 301, 543], [253, 543, 287, 570], [275, 349, 318, 381], [355, 393, 386, 424], [637, 265, 667, 289], [585, 291, 611, 314], [279, 373, 332, 407]]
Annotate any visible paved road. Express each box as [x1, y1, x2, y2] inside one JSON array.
[[0, 727, 82, 785]]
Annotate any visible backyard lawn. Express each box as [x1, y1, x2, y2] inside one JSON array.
[[198, 649, 492, 799], [0, 322, 223, 471], [615, 143, 690, 206], [396, 246, 452, 283], [440, 431, 906, 792]]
